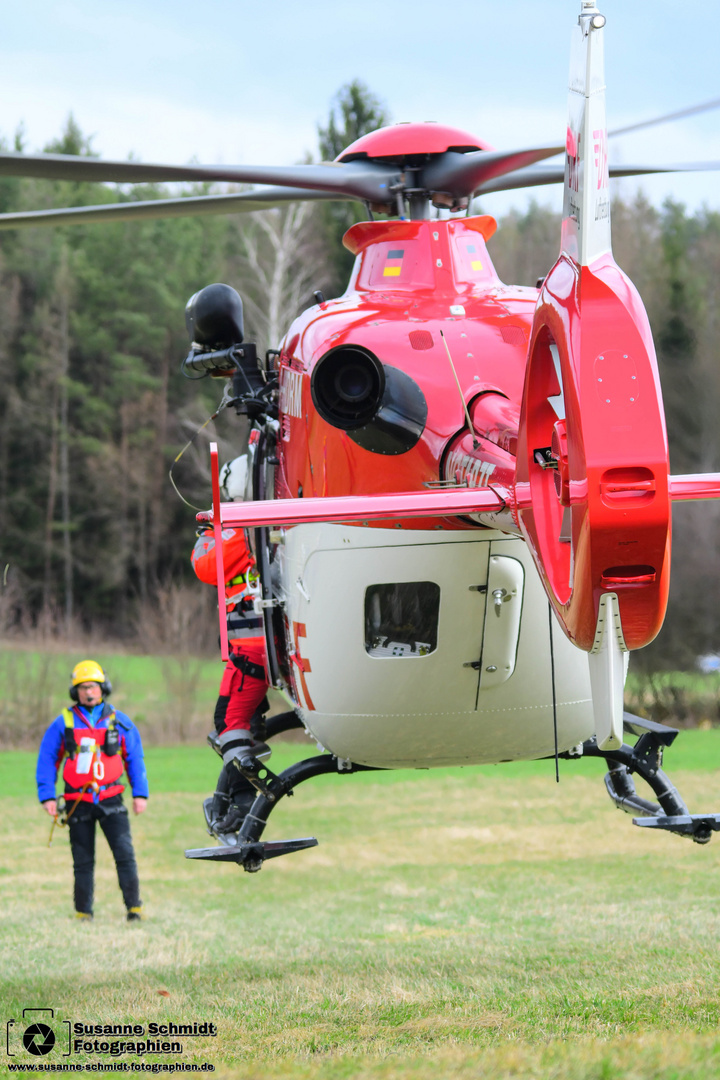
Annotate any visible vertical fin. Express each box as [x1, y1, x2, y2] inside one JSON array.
[[587, 593, 627, 750], [562, 1, 611, 267]]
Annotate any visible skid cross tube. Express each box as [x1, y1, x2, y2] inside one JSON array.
[[573, 737, 690, 814], [264, 710, 304, 740], [236, 755, 380, 846]]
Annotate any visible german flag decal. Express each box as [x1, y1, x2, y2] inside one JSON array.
[[465, 244, 482, 272], [383, 248, 405, 277]]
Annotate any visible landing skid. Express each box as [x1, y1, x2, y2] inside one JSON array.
[[185, 709, 380, 872], [186, 710, 717, 873], [561, 711, 720, 845], [185, 837, 318, 872], [634, 814, 720, 839]]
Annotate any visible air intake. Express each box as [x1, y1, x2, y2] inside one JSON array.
[[409, 330, 434, 350]]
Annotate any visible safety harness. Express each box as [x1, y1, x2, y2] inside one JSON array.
[[230, 651, 266, 685], [225, 568, 259, 607], [226, 570, 263, 639], [47, 704, 129, 846], [61, 704, 125, 803]]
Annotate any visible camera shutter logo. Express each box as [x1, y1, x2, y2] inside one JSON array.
[[23, 1023, 55, 1056]]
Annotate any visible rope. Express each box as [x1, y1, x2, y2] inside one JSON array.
[[47, 784, 92, 847], [169, 385, 235, 511]]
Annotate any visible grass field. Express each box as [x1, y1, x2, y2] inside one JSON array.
[[3, 735, 720, 1078]]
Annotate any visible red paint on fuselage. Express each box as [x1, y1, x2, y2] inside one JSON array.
[[275, 216, 535, 530]]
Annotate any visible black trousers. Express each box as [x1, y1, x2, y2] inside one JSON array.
[[67, 796, 141, 915]]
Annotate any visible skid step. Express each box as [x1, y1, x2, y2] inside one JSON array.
[[633, 813, 720, 844], [184, 836, 318, 871]]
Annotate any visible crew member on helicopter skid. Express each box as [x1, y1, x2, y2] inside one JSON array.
[[36, 660, 148, 921], [191, 454, 270, 835]]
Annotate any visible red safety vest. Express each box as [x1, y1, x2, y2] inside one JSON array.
[[61, 708, 125, 802], [191, 527, 263, 641]]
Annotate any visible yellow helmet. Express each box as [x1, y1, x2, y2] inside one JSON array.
[[71, 660, 106, 687], [69, 660, 111, 701]]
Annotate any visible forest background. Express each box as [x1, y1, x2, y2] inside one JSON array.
[[0, 83, 718, 731]]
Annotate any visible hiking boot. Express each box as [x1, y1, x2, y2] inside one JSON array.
[[126, 907, 143, 922], [214, 796, 254, 835], [203, 794, 230, 834]]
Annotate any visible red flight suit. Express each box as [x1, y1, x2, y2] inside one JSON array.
[[191, 526, 269, 732]]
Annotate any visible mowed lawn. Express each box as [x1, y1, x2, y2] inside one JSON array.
[[3, 736, 720, 1078]]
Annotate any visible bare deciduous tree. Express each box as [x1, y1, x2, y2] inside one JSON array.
[[231, 201, 333, 350]]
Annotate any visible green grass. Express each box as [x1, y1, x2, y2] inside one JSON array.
[[0, 643, 222, 706], [5, 728, 720, 801], [3, 735, 720, 1077]]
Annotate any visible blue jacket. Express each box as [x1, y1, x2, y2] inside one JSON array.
[[36, 703, 149, 804]]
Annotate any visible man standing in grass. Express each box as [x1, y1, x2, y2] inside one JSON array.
[[36, 660, 149, 922]]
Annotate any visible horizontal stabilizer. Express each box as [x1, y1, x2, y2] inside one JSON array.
[[199, 487, 505, 530], [669, 474, 720, 501], [622, 711, 679, 745]]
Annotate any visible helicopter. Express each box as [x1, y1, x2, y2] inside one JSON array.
[[3, 1, 720, 873]]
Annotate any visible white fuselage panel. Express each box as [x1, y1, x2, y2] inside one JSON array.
[[277, 524, 594, 768]]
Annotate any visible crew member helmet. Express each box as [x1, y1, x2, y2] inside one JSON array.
[[220, 455, 249, 502], [69, 660, 112, 701]]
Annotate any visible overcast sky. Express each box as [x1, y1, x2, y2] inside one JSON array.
[[2, 0, 720, 217]]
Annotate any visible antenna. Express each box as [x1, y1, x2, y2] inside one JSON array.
[[439, 330, 479, 450]]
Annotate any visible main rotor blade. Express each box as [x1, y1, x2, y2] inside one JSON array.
[[0, 151, 397, 202], [0, 186, 351, 231], [420, 144, 564, 198], [477, 160, 720, 195], [609, 97, 720, 138]]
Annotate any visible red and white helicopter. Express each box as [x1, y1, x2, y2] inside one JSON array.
[[4, 1, 720, 870]]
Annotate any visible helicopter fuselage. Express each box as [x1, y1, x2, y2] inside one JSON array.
[[262, 214, 595, 767]]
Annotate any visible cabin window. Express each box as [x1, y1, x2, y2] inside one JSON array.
[[450, 234, 495, 284], [360, 236, 435, 291], [364, 582, 440, 657]]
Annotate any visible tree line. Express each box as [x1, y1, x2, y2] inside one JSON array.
[[0, 91, 717, 669]]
